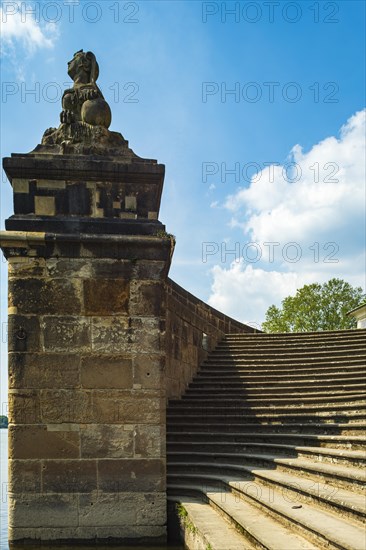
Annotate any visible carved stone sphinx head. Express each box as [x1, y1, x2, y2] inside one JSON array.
[[67, 50, 100, 85]]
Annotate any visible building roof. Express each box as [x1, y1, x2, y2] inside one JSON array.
[[348, 303, 366, 316]]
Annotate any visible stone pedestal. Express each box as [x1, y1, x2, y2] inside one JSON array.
[[1, 151, 173, 545]]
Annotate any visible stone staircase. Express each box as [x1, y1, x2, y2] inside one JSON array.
[[167, 329, 366, 550]]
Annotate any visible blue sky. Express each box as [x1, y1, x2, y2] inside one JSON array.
[[0, 0, 365, 406]]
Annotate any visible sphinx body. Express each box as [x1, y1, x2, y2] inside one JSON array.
[[37, 50, 137, 158], [61, 50, 112, 128]]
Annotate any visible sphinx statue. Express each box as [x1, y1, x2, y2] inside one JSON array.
[[35, 50, 137, 159], [61, 50, 111, 128]]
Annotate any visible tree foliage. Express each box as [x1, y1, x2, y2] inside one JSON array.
[[262, 278, 365, 333], [0, 416, 8, 429]]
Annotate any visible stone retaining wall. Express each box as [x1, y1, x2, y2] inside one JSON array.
[[165, 278, 257, 399]]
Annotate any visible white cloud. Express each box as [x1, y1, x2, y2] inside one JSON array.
[[208, 262, 315, 327], [208, 110, 366, 326], [208, 259, 365, 328], [0, 1, 58, 56], [224, 109, 366, 252]]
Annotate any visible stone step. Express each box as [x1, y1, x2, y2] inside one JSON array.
[[218, 348, 366, 356], [186, 386, 366, 402], [167, 407, 366, 421], [190, 379, 365, 388], [175, 395, 366, 406], [228, 468, 366, 521], [166, 441, 366, 468], [166, 328, 366, 548], [185, 386, 366, 396], [182, 387, 366, 399], [166, 431, 366, 450], [193, 371, 366, 382], [180, 397, 366, 409], [180, 395, 366, 408], [200, 363, 366, 375], [203, 357, 366, 367], [211, 337, 366, 345], [217, 347, 366, 356], [190, 375, 366, 386], [168, 481, 366, 549], [195, 383, 366, 395], [218, 335, 366, 344], [223, 328, 366, 340], [168, 455, 365, 494], [217, 341, 366, 350], [167, 412, 366, 430], [209, 348, 366, 359], [167, 496, 256, 550], [201, 363, 366, 374], [168, 467, 366, 525], [168, 490, 321, 550], [215, 349, 366, 357], [197, 368, 366, 382], [167, 422, 366, 436], [223, 335, 366, 343]]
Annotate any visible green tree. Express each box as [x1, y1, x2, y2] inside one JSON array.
[[0, 416, 8, 429], [262, 278, 365, 333]]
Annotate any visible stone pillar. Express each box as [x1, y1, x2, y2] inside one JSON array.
[[1, 151, 173, 545]]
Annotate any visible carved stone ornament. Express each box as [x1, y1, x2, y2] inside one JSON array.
[[32, 50, 140, 160]]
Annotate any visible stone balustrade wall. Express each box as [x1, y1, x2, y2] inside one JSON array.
[[165, 278, 258, 399]]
